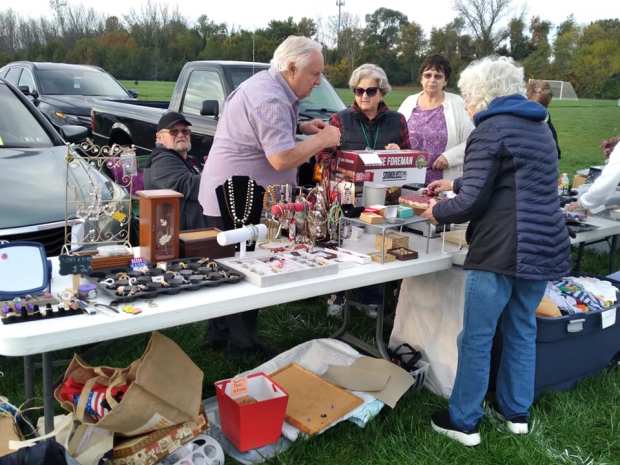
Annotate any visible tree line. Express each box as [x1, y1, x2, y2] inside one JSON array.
[[0, 0, 618, 98]]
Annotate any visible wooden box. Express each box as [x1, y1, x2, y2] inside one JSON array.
[[111, 414, 207, 465], [375, 231, 409, 252], [179, 228, 235, 259], [360, 212, 384, 224], [137, 190, 183, 264]]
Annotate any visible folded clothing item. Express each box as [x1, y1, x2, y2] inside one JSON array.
[[542, 277, 618, 316]]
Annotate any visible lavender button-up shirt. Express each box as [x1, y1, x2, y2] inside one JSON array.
[[198, 66, 299, 216]]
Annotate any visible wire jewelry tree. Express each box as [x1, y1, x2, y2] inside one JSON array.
[[61, 139, 135, 255]]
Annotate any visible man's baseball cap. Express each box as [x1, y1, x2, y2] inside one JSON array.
[[156, 111, 192, 131]]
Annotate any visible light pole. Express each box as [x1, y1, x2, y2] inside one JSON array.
[[336, 0, 345, 48]]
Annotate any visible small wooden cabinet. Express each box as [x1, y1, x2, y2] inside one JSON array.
[[137, 190, 183, 263]]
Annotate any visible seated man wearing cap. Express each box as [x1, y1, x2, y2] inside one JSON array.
[[144, 111, 207, 230]]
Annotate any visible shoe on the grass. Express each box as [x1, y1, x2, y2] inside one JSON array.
[[486, 402, 529, 434], [431, 409, 480, 447]]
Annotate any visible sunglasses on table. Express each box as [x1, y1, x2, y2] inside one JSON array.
[[162, 128, 191, 136], [353, 87, 379, 97]]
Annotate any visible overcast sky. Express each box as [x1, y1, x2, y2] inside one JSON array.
[[6, 0, 619, 35]]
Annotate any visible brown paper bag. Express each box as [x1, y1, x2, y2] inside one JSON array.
[[54, 332, 204, 436], [0, 415, 21, 457]]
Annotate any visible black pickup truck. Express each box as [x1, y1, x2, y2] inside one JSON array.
[[91, 60, 346, 168]]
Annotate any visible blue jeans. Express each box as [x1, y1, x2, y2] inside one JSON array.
[[449, 270, 546, 431]]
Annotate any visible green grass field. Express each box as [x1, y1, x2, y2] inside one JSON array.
[[1, 82, 617, 464]]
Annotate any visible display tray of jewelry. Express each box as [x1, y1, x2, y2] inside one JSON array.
[[217, 250, 339, 287], [90, 257, 244, 304], [1, 294, 86, 325]]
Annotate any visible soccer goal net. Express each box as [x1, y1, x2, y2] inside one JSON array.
[[541, 80, 578, 100]]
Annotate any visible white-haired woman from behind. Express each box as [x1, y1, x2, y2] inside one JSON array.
[[422, 56, 570, 446]]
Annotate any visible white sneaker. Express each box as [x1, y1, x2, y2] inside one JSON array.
[[431, 410, 481, 447], [486, 403, 529, 434]]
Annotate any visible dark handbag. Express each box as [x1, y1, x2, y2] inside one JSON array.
[[0, 439, 77, 465], [388, 343, 423, 372]]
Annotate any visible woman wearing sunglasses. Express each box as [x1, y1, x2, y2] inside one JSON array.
[[328, 63, 410, 152], [398, 55, 473, 183], [324, 64, 409, 317]]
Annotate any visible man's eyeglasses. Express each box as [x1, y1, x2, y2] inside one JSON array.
[[162, 128, 191, 137], [422, 72, 445, 80], [353, 87, 379, 97]]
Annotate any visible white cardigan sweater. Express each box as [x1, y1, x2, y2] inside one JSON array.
[[579, 143, 620, 213], [398, 91, 474, 180]]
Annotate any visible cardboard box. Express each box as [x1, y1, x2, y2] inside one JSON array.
[[215, 372, 288, 452], [110, 414, 207, 465], [375, 232, 409, 252], [335, 150, 429, 187], [572, 174, 587, 189]]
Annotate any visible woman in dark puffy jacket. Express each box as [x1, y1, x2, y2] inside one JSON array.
[[421, 56, 571, 447]]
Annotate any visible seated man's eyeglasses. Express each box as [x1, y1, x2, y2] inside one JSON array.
[[162, 128, 191, 137], [353, 87, 379, 97]]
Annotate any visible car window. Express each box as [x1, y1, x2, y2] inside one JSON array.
[[0, 85, 53, 148], [37, 68, 128, 96], [299, 76, 346, 117], [18, 69, 36, 91], [181, 70, 225, 116], [223, 68, 345, 118], [226, 66, 267, 90], [5, 68, 22, 85]]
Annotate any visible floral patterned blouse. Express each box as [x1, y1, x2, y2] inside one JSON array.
[[407, 105, 448, 184]]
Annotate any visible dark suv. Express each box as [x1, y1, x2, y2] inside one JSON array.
[[0, 62, 136, 130]]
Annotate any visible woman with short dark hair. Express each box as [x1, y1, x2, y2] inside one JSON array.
[[398, 54, 473, 183]]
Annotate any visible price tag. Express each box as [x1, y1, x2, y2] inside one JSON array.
[[601, 308, 616, 329], [229, 375, 249, 399], [59, 254, 92, 276], [358, 152, 383, 166]]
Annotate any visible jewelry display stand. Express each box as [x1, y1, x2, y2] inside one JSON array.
[[217, 251, 339, 287], [338, 216, 431, 264], [62, 141, 134, 254], [216, 176, 265, 251]]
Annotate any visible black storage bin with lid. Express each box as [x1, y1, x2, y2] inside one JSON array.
[[490, 275, 620, 399]]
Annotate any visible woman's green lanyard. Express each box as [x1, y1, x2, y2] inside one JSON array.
[[359, 121, 380, 150]]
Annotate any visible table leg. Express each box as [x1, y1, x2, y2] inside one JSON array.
[[23, 356, 34, 410], [575, 243, 585, 273], [42, 352, 54, 433], [330, 295, 351, 339], [330, 285, 390, 360], [609, 235, 618, 274]]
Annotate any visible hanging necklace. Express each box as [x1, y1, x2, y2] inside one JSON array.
[[225, 177, 255, 227]]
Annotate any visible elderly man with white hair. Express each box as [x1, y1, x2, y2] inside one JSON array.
[[198, 35, 340, 355], [422, 56, 570, 446]]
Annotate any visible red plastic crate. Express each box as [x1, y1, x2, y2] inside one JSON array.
[[215, 372, 288, 452]]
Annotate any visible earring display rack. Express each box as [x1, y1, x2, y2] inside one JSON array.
[[62, 140, 134, 255]]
